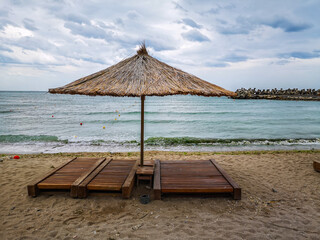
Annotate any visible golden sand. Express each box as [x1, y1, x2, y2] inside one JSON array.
[[1, 151, 320, 239]]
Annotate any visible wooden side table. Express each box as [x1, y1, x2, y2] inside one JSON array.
[[136, 165, 155, 187]]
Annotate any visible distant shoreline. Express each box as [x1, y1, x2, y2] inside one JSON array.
[[232, 88, 320, 101]]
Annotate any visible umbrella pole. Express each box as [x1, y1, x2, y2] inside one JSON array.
[[140, 95, 145, 166]]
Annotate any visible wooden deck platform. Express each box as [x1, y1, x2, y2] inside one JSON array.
[[27, 158, 138, 199], [153, 159, 241, 200]]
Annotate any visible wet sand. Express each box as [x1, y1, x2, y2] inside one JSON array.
[[1, 150, 320, 240]]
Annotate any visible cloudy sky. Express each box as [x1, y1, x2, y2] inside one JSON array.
[[0, 0, 319, 91]]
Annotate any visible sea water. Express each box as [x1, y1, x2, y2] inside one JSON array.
[[0, 91, 319, 153]]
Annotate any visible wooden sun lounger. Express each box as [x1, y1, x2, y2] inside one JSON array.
[[27, 158, 138, 199], [77, 159, 139, 199], [27, 157, 106, 197], [153, 159, 241, 200]]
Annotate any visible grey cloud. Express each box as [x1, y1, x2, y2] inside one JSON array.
[[172, 1, 188, 12], [217, 17, 255, 35], [218, 25, 250, 35], [146, 40, 176, 51], [96, 21, 112, 29], [205, 7, 220, 15], [202, 3, 235, 15], [63, 13, 90, 24], [64, 22, 110, 40], [0, 18, 16, 30], [263, 17, 311, 32], [181, 29, 210, 42], [23, 18, 38, 31], [114, 18, 124, 27], [271, 60, 290, 65], [78, 56, 106, 65], [42, 0, 66, 12], [279, 51, 320, 59], [180, 18, 202, 29], [217, 16, 312, 35], [0, 54, 19, 64], [205, 53, 249, 67], [0, 9, 10, 17], [216, 19, 227, 25], [10, 0, 23, 5], [2, 34, 107, 66], [220, 54, 249, 63], [6, 36, 55, 51], [0, 45, 13, 52], [127, 10, 140, 20], [206, 62, 230, 68]]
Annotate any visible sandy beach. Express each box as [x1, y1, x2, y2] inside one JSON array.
[[1, 150, 320, 240]]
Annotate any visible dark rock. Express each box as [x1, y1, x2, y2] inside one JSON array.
[[232, 88, 320, 101]]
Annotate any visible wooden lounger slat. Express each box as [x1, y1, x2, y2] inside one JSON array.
[[27, 157, 106, 197], [77, 159, 112, 198], [161, 171, 222, 176], [37, 183, 71, 189], [161, 182, 231, 185], [161, 183, 233, 188], [161, 179, 230, 182], [39, 158, 105, 188], [87, 160, 134, 190], [160, 160, 209, 164], [210, 159, 241, 200], [78, 159, 137, 198], [162, 188, 233, 193], [27, 157, 77, 197], [153, 160, 161, 200], [122, 160, 139, 199], [93, 174, 131, 178], [161, 185, 232, 188], [70, 158, 106, 198], [87, 184, 122, 191]]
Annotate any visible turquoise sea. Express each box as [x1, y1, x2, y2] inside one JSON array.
[[0, 91, 319, 154]]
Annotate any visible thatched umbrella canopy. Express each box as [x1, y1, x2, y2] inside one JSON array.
[[49, 44, 236, 165]]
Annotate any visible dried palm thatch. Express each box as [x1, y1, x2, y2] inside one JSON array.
[[49, 44, 236, 97]]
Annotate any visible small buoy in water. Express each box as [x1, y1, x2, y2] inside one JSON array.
[[80, 122, 83, 126], [115, 118, 117, 121], [13, 155, 20, 159], [118, 114, 120, 117], [103, 126, 105, 129], [52, 115, 54, 118]]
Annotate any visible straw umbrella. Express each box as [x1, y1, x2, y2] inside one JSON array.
[[49, 44, 236, 166]]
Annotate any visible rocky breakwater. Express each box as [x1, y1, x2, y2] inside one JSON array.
[[232, 88, 320, 101]]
